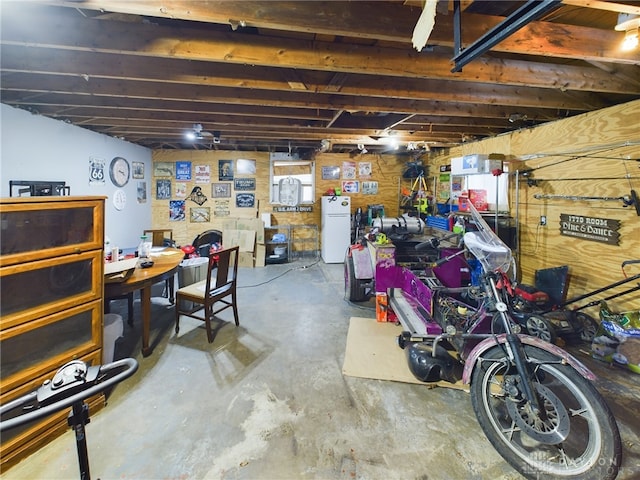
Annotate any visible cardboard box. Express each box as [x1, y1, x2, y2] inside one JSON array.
[[468, 189, 488, 211], [478, 158, 503, 174], [458, 195, 469, 212], [238, 251, 255, 268], [237, 217, 265, 244], [229, 199, 259, 219], [223, 229, 256, 252], [451, 154, 488, 175], [376, 292, 388, 322], [213, 218, 237, 231], [254, 244, 266, 267]]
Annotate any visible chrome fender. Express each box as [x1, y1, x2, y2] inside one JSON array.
[[462, 334, 596, 385]]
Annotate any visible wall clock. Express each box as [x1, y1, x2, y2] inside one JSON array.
[[109, 157, 130, 187], [113, 189, 127, 211]]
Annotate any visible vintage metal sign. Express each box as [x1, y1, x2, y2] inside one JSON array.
[[234, 178, 256, 190], [273, 205, 313, 212], [559, 214, 620, 245]]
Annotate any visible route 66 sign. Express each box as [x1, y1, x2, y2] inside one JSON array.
[[89, 157, 105, 185]]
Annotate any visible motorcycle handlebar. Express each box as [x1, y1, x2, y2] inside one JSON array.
[[415, 232, 460, 252], [430, 249, 467, 268], [0, 358, 138, 433]]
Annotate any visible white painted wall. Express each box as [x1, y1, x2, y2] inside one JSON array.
[[0, 104, 152, 248]]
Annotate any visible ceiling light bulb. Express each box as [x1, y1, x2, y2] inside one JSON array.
[[185, 131, 196, 141], [622, 28, 639, 51]]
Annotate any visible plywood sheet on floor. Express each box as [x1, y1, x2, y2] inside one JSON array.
[[342, 317, 468, 392]]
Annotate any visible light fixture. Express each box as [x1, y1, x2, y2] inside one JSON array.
[[615, 13, 640, 51], [508, 113, 528, 123], [318, 139, 331, 152], [622, 28, 639, 51], [185, 123, 216, 141]]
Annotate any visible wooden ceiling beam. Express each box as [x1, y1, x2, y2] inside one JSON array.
[[10, 101, 513, 129], [1, 73, 594, 119], [33, 1, 639, 64], [4, 45, 637, 102], [2, 8, 638, 93], [2, 62, 621, 112]]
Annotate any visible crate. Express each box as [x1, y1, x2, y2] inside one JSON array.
[[436, 203, 458, 215], [426, 216, 450, 231]]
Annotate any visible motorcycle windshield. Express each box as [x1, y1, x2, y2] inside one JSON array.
[[463, 202, 513, 274]]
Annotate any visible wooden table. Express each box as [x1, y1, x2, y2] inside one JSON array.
[[104, 248, 183, 357]]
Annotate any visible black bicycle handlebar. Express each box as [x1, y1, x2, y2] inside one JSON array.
[[0, 358, 138, 433]]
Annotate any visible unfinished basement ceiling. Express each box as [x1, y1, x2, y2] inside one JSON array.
[[1, 0, 639, 155]]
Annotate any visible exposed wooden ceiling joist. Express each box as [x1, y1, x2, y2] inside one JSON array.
[[1, 1, 638, 153]]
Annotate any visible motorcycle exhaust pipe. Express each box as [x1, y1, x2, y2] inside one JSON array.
[[372, 216, 425, 234]]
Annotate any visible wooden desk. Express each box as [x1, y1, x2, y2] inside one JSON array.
[[104, 248, 183, 357]]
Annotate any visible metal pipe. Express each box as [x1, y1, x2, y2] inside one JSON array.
[[451, 0, 561, 72]]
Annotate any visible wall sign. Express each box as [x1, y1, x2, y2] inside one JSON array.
[[89, 156, 105, 186], [559, 214, 620, 245], [322, 166, 340, 180], [273, 205, 313, 212], [236, 193, 255, 208], [234, 178, 256, 190], [175, 161, 192, 180]]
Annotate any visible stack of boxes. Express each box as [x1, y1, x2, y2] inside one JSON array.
[[222, 217, 265, 267]]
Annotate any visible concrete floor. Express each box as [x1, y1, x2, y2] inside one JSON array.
[[3, 259, 639, 480]]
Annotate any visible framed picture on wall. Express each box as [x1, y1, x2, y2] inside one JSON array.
[[236, 158, 256, 174], [132, 161, 144, 179], [219, 160, 233, 181], [190, 207, 210, 223], [212, 182, 231, 198], [322, 166, 340, 180], [156, 179, 171, 200], [236, 193, 255, 208], [154, 162, 174, 177]]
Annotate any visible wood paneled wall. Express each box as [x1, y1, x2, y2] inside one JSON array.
[[150, 150, 407, 250], [152, 100, 639, 315], [429, 99, 640, 314]]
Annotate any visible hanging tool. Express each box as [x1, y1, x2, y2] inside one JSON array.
[[533, 190, 640, 215]]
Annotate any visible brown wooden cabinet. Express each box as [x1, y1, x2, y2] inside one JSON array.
[[0, 196, 106, 472]]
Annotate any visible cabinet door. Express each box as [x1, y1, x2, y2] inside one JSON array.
[[0, 250, 103, 329], [0, 199, 104, 266], [0, 299, 103, 393]]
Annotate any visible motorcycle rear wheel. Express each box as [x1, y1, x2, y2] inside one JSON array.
[[470, 344, 621, 480], [344, 252, 368, 302]]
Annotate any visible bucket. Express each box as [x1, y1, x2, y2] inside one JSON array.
[[103, 313, 124, 364]]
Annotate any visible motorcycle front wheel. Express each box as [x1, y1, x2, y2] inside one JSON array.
[[470, 344, 621, 480]]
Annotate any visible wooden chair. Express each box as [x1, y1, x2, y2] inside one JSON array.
[[191, 229, 223, 257], [143, 229, 175, 302], [175, 246, 240, 343], [144, 229, 173, 248]]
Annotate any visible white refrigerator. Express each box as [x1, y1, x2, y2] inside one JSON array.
[[321, 196, 351, 263]]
